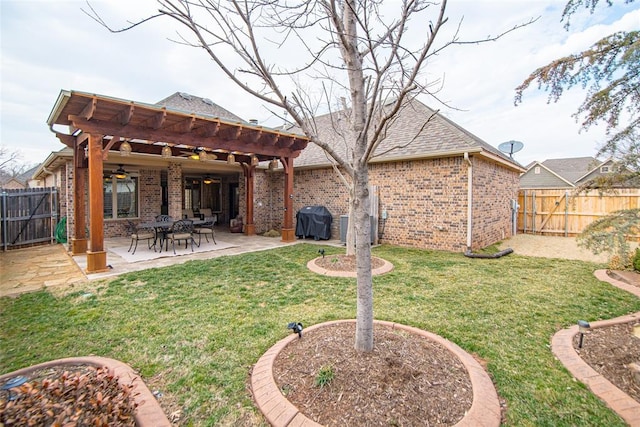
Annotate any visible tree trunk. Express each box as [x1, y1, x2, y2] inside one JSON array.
[[353, 163, 373, 352], [346, 191, 356, 256]]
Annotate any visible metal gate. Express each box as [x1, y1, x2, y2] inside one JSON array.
[[0, 187, 59, 250]]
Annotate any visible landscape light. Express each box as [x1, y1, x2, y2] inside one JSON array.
[[287, 322, 303, 338], [578, 320, 591, 348]]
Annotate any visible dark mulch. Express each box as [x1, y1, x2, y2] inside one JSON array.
[[272, 322, 473, 426]]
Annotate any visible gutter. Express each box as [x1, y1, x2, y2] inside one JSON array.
[[464, 152, 472, 252], [47, 89, 72, 128]]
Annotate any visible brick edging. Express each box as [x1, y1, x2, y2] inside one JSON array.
[[550, 269, 640, 426], [0, 356, 170, 427], [306, 257, 394, 277], [251, 319, 500, 427]]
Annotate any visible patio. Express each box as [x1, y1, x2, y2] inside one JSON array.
[[0, 230, 343, 297]]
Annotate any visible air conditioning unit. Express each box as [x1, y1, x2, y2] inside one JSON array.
[[340, 215, 376, 244]]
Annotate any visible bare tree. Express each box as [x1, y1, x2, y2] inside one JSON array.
[[85, 0, 530, 352], [0, 147, 24, 179]]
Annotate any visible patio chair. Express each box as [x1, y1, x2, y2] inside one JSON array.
[[193, 217, 216, 246], [230, 215, 243, 233], [126, 220, 156, 255], [165, 219, 195, 254], [155, 214, 173, 222], [198, 208, 217, 224]]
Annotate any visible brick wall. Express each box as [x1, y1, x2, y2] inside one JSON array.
[[261, 155, 519, 252], [103, 168, 162, 237], [470, 157, 519, 249]]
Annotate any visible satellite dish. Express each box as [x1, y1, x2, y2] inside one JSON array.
[[498, 140, 524, 159]]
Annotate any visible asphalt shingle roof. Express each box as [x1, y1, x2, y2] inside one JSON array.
[[541, 157, 600, 184], [293, 98, 514, 168], [155, 92, 246, 123]]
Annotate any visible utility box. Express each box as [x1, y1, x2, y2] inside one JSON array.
[[340, 215, 375, 244]]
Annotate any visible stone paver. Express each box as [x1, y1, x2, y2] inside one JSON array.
[[251, 319, 501, 427], [551, 270, 640, 427], [0, 244, 87, 298]]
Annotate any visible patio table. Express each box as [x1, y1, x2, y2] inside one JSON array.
[[140, 219, 205, 252]]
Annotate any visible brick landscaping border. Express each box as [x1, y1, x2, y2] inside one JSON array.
[[251, 319, 500, 427], [306, 256, 394, 277], [0, 356, 170, 427], [551, 269, 640, 427]]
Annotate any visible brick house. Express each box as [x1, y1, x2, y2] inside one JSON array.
[[35, 90, 522, 266], [259, 99, 524, 252]]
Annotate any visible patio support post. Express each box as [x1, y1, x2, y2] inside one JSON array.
[[242, 163, 256, 235], [85, 133, 108, 273], [167, 163, 183, 220], [281, 156, 295, 242], [71, 137, 88, 255]]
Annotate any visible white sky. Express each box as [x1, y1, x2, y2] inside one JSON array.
[[1, 0, 639, 168]]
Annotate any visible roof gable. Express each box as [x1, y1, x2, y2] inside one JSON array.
[[541, 157, 600, 184], [155, 92, 246, 123], [520, 162, 574, 188]]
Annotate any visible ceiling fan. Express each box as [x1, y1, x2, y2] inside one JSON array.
[[178, 147, 216, 161]]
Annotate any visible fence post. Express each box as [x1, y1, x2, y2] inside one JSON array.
[[1, 191, 7, 252], [565, 190, 569, 237]]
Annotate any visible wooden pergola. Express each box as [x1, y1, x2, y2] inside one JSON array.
[[47, 90, 309, 273]]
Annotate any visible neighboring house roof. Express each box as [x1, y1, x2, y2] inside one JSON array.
[[0, 165, 40, 189], [292, 98, 522, 171], [541, 157, 600, 184], [155, 92, 246, 123], [518, 156, 623, 189]]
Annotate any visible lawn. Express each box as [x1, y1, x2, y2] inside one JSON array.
[[1, 244, 639, 426]]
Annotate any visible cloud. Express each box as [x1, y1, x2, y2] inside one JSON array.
[[1, 0, 637, 167]]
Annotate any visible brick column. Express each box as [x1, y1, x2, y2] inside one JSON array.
[[167, 163, 182, 220]]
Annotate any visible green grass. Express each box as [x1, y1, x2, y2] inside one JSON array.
[[1, 244, 639, 426]]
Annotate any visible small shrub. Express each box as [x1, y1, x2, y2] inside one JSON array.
[[314, 365, 335, 388], [262, 229, 281, 238], [633, 248, 640, 272]]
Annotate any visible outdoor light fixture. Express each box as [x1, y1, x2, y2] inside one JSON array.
[[119, 140, 132, 157], [113, 165, 128, 179], [578, 320, 591, 348], [203, 175, 213, 185], [269, 158, 279, 170], [318, 249, 325, 258], [161, 144, 172, 158], [227, 153, 235, 164], [251, 155, 259, 166], [287, 322, 304, 338]]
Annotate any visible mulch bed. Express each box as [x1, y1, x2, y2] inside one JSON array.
[[573, 321, 640, 403], [272, 322, 473, 426], [314, 254, 385, 272], [0, 365, 137, 426]]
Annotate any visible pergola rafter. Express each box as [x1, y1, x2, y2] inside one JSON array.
[[47, 90, 309, 273]]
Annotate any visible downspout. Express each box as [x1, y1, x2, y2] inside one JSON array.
[[464, 152, 472, 252]]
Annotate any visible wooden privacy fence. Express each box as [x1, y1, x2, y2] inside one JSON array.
[[0, 187, 59, 250], [518, 188, 640, 237]]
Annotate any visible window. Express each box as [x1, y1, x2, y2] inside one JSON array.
[[534, 166, 540, 174], [184, 177, 222, 213], [103, 176, 138, 219], [600, 166, 610, 173]]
